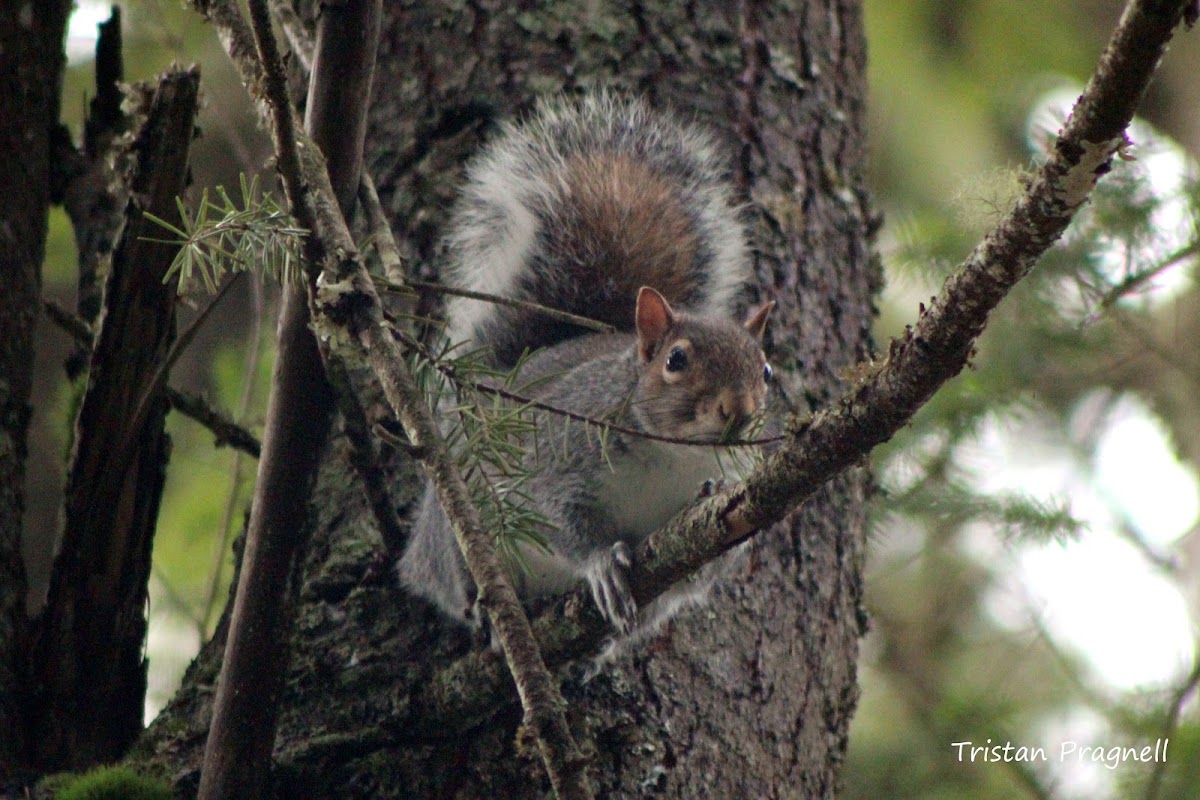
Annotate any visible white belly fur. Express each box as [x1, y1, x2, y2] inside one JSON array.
[[597, 442, 752, 542]]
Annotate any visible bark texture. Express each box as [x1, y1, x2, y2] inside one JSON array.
[[136, 1, 875, 796], [0, 0, 72, 778]]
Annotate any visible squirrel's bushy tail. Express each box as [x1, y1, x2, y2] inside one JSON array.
[[442, 93, 751, 367]]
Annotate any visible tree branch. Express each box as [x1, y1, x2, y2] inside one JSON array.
[[41, 299, 262, 459], [397, 0, 1198, 732], [195, 0, 377, 795], [192, 0, 595, 797], [1144, 651, 1200, 799]]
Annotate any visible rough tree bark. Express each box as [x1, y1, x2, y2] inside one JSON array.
[[0, 0, 73, 779], [135, 1, 874, 796]]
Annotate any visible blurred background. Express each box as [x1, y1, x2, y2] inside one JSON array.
[[37, 2, 1200, 797]]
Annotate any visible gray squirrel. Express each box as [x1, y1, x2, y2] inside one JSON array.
[[398, 94, 773, 644]]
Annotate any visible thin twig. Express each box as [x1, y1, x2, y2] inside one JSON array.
[[395, 323, 775, 447], [1144, 652, 1200, 799], [1098, 240, 1199, 308], [359, 175, 406, 286], [379, 278, 616, 335], [1142, 652, 1200, 800], [128, 274, 242, 456], [202, 276, 266, 635], [44, 285, 262, 460], [42, 298, 93, 342], [271, 0, 313, 70], [164, 387, 261, 458], [328, 357, 410, 558]]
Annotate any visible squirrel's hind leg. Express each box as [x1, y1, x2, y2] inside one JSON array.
[[398, 485, 481, 630]]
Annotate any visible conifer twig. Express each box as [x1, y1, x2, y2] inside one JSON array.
[[378, 278, 616, 335]]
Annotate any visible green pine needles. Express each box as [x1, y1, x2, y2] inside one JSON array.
[[411, 337, 555, 573], [145, 174, 307, 291]]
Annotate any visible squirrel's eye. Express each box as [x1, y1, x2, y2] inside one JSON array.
[[665, 346, 688, 373], [763, 363, 773, 383]]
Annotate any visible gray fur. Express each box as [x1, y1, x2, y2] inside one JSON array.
[[399, 95, 764, 652], [441, 93, 750, 367]]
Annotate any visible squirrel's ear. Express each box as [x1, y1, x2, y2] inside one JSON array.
[[743, 300, 774, 341], [635, 286, 676, 362]]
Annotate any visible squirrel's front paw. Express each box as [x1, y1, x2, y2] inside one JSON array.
[[586, 542, 637, 634]]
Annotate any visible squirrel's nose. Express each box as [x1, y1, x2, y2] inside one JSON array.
[[716, 392, 756, 431]]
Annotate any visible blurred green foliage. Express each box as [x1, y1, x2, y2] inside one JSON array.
[[852, 2, 1200, 798]]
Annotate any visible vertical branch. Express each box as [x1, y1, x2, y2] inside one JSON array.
[[192, 0, 597, 795], [77, 7, 127, 327], [195, 1, 381, 798], [304, 0, 406, 558], [30, 68, 201, 772], [55, 7, 130, 380]]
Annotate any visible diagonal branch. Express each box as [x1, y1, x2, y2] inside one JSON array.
[[1144, 650, 1200, 799], [395, 0, 1198, 731]]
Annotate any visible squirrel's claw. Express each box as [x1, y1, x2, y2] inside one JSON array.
[[587, 542, 637, 633]]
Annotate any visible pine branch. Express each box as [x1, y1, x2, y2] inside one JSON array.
[[144, 175, 307, 291]]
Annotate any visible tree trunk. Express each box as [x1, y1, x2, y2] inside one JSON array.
[[137, 0, 875, 795], [0, 0, 72, 779]]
